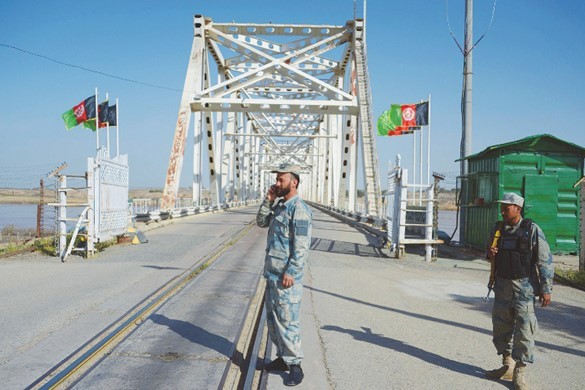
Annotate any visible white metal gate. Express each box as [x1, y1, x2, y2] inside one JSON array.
[[386, 156, 437, 261], [88, 151, 129, 250]]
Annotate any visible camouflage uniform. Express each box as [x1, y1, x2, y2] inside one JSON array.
[[257, 195, 312, 365], [488, 218, 554, 364]]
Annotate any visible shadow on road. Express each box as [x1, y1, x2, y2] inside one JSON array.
[[149, 314, 232, 356], [450, 293, 585, 354], [310, 237, 387, 258], [406, 243, 482, 261], [321, 325, 486, 378], [309, 286, 585, 359], [142, 265, 185, 270], [307, 285, 492, 335]]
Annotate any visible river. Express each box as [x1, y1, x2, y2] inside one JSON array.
[[0, 204, 460, 236], [0, 204, 43, 230], [0, 204, 85, 231]]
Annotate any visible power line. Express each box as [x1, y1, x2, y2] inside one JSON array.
[[0, 42, 183, 93], [0, 163, 63, 188]]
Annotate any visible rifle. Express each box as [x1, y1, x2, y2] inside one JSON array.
[[485, 222, 503, 301]]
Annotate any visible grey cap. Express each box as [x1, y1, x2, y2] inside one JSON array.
[[499, 192, 524, 208], [271, 163, 301, 176]]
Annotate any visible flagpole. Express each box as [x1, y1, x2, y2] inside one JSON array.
[[95, 87, 99, 150], [105, 93, 110, 157], [419, 111, 423, 205], [116, 98, 120, 157], [363, 0, 367, 42], [427, 94, 431, 186], [412, 129, 416, 205]]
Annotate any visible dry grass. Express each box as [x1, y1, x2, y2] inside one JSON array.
[[437, 190, 457, 211], [0, 188, 193, 204]]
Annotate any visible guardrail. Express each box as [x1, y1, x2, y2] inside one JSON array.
[[130, 199, 259, 224], [307, 201, 388, 249], [309, 198, 443, 262]]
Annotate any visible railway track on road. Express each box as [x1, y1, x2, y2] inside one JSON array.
[[27, 219, 270, 390]]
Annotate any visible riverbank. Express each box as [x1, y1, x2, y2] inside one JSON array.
[[0, 188, 459, 209], [0, 188, 193, 204]]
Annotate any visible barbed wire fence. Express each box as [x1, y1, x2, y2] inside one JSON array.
[[439, 171, 459, 190], [0, 163, 63, 243]]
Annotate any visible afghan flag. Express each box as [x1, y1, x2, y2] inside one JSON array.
[[377, 109, 393, 135], [61, 95, 96, 130], [377, 101, 429, 136], [100, 104, 117, 127], [391, 102, 429, 128], [377, 108, 409, 136], [83, 101, 110, 131]]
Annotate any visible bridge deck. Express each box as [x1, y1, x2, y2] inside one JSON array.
[[0, 205, 582, 389]]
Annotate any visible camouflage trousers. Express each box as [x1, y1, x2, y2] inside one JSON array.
[[492, 276, 539, 364], [265, 278, 303, 365]]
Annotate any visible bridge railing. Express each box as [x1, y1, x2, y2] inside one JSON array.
[[128, 198, 259, 224]]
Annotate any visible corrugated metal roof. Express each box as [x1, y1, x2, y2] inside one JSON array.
[[456, 133, 585, 162]]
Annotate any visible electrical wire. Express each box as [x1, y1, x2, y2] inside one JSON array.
[[0, 43, 183, 93], [445, 0, 498, 56], [0, 163, 63, 188]]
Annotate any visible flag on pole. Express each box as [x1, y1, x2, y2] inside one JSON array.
[[391, 102, 429, 128], [82, 101, 109, 131], [377, 107, 410, 136], [377, 109, 392, 135], [415, 101, 429, 127], [61, 95, 96, 130], [377, 101, 429, 136], [91, 103, 117, 128], [98, 101, 109, 128], [104, 104, 117, 126]]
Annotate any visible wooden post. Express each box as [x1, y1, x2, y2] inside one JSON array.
[[36, 178, 44, 238]]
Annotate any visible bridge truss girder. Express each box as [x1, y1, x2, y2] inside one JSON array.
[[162, 15, 382, 216]]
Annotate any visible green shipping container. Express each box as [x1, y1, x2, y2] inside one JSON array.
[[457, 134, 585, 254]]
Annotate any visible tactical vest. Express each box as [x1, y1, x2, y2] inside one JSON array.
[[494, 218, 535, 279]]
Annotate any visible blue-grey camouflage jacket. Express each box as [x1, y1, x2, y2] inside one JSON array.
[[256, 195, 312, 282], [488, 218, 554, 294]]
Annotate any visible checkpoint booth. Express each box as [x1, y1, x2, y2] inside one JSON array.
[[457, 134, 585, 254]]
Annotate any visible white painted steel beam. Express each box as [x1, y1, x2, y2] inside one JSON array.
[[191, 98, 358, 115], [161, 15, 205, 210], [164, 16, 382, 215]]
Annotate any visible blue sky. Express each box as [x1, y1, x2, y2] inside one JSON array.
[[1, 0, 584, 189]]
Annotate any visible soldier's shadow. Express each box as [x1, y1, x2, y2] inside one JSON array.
[[321, 325, 505, 382]]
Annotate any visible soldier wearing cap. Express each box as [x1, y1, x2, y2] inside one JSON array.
[[256, 163, 312, 386], [485, 192, 554, 390]]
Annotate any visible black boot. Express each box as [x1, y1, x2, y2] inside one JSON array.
[[284, 364, 304, 386], [263, 357, 289, 371]]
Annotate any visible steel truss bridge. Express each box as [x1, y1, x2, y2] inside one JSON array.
[[161, 14, 382, 217]]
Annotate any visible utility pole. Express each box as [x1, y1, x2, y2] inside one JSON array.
[[460, 0, 473, 245]]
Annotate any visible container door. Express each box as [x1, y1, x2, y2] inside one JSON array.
[[523, 174, 558, 251]]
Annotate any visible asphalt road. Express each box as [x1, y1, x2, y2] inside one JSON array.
[[1, 204, 583, 390], [264, 207, 585, 390], [0, 207, 261, 389]]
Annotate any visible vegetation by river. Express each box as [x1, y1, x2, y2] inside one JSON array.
[[0, 188, 194, 204]]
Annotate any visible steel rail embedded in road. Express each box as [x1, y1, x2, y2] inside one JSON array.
[[27, 221, 256, 390], [219, 276, 267, 390]]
